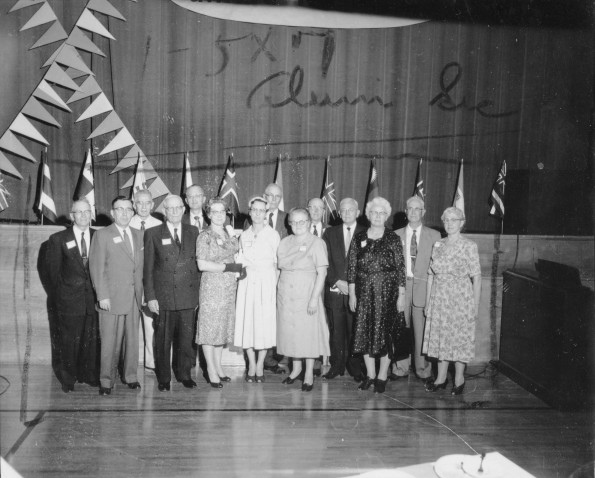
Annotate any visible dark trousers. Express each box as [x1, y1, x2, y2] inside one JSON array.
[[154, 308, 195, 384], [58, 311, 99, 386], [325, 295, 363, 377]]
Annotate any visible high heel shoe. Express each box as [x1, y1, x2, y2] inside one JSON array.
[[255, 375, 265, 383], [282, 371, 304, 385], [219, 376, 231, 382], [210, 381, 223, 389], [425, 379, 448, 392], [301, 381, 313, 392], [374, 378, 387, 394], [245, 374, 255, 383], [358, 376, 375, 391], [451, 381, 465, 396]]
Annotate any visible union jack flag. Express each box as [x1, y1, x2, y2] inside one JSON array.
[[35, 149, 57, 223], [320, 156, 339, 224], [413, 158, 424, 200], [489, 159, 507, 219], [218, 154, 240, 217]]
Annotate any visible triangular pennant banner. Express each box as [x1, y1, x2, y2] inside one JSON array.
[[148, 176, 170, 198], [29, 21, 68, 49], [75, 92, 113, 122], [44, 44, 94, 76], [64, 67, 89, 80], [66, 26, 106, 57], [87, 111, 124, 139], [9, 0, 46, 13], [10, 113, 49, 145], [109, 144, 146, 174], [98, 128, 135, 155], [43, 62, 81, 91], [20, 2, 56, 31], [121, 165, 158, 189], [0, 151, 24, 180], [67, 75, 102, 103], [87, 0, 126, 21], [0, 130, 37, 162], [34, 79, 72, 111], [22, 97, 61, 127], [76, 9, 116, 39]]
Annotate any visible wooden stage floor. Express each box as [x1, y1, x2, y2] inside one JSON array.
[[0, 363, 592, 478]]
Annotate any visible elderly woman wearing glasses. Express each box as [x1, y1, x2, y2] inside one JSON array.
[[276, 207, 330, 392], [423, 206, 481, 396], [234, 196, 280, 383], [196, 198, 241, 388], [347, 197, 406, 394]]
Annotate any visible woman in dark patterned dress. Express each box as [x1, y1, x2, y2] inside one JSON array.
[[347, 197, 406, 394]]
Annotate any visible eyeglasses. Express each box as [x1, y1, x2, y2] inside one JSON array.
[[250, 208, 267, 214], [369, 211, 388, 217], [340, 208, 356, 214], [210, 210, 227, 216], [134, 201, 152, 207], [113, 207, 134, 214], [407, 207, 424, 213], [443, 218, 462, 224], [165, 206, 185, 213], [187, 194, 204, 199], [265, 193, 282, 200], [288, 220, 309, 227], [72, 210, 92, 216]]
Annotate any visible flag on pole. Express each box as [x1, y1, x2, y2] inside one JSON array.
[[452, 159, 465, 215], [131, 152, 148, 196], [0, 173, 10, 212], [274, 155, 285, 211], [218, 154, 240, 217], [181, 151, 194, 193], [73, 148, 96, 220], [489, 159, 506, 219], [35, 148, 58, 223], [366, 158, 379, 201], [413, 158, 425, 200], [320, 156, 339, 224]]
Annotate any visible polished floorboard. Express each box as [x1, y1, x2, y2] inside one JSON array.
[[0, 363, 592, 478]]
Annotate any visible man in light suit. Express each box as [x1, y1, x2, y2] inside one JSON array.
[[392, 196, 441, 381], [129, 189, 162, 371], [46, 199, 98, 393], [144, 195, 200, 391], [322, 198, 366, 381], [90, 196, 144, 396], [183, 185, 208, 232]]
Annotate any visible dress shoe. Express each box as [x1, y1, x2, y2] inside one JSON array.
[[264, 364, 286, 374], [322, 370, 344, 380], [388, 373, 408, 381], [219, 376, 231, 382], [99, 386, 111, 396], [158, 382, 170, 392], [61, 383, 74, 393], [425, 379, 448, 392], [255, 375, 265, 383], [282, 371, 304, 385], [451, 381, 465, 396], [375, 378, 387, 394], [127, 382, 141, 390], [358, 377, 375, 391], [182, 379, 197, 388], [301, 381, 314, 392], [210, 381, 223, 389], [245, 374, 255, 383]]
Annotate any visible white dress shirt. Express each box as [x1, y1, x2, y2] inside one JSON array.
[[72, 225, 90, 256]]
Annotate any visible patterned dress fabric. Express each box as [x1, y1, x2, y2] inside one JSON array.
[[196, 227, 239, 345], [422, 236, 481, 363], [347, 228, 407, 358], [234, 225, 280, 349], [276, 233, 330, 358]]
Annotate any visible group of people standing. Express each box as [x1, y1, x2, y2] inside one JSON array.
[[46, 180, 481, 397]]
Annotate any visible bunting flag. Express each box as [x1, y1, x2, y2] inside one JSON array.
[[489, 159, 507, 219], [274, 155, 285, 211], [110, 144, 146, 174], [182, 152, 194, 193], [19, 2, 57, 31], [452, 159, 465, 214], [0, 173, 10, 211], [320, 156, 339, 224], [413, 158, 425, 200], [0, 151, 24, 179], [131, 153, 148, 196], [35, 149, 57, 223], [30, 21, 68, 50], [366, 159, 379, 201], [73, 149, 96, 220], [218, 154, 240, 217]]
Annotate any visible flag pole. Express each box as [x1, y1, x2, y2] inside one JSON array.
[[41, 147, 47, 226]]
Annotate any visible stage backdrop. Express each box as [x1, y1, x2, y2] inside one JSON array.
[[0, 0, 592, 232]]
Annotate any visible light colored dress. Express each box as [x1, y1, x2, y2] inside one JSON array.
[[234, 225, 280, 350], [422, 236, 481, 363], [196, 227, 239, 346], [276, 233, 330, 358]]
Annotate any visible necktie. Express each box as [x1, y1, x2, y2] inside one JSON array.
[[410, 229, 418, 272], [194, 216, 200, 231], [174, 228, 181, 247], [269, 212, 274, 228], [344, 226, 352, 256], [141, 221, 145, 232], [81, 232, 88, 265], [122, 229, 133, 255], [313, 225, 318, 236]]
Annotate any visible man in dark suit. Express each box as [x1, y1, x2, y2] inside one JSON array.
[[89, 196, 144, 396], [46, 199, 98, 393], [322, 198, 365, 381], [392, 196, 441, 381], [264, 182, 290, 239], [183, 185, 208, 232], [144, 194, 201, 391]]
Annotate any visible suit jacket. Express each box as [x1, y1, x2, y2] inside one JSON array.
[[46, 226, 96, 316], [182, 211, 209, 232], [322, 223, 365, 308], [243, 209, 291, 238], [89, 223, 144, 315], [395, 225, 441, 307], [143, 223, 200, 311]]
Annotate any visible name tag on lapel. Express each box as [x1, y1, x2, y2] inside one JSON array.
[[361, 240, 367, 248], [162, 238, 172, 246], [66, 240, 76, 249], [113, 236, 122, 244], [216, 238, 224, 246], [299, 245, 307, 252]]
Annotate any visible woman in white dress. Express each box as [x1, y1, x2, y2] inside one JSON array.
[[234, 196, 281, 383]]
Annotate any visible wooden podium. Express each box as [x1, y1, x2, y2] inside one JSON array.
[[496, 268, 593, 410]]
